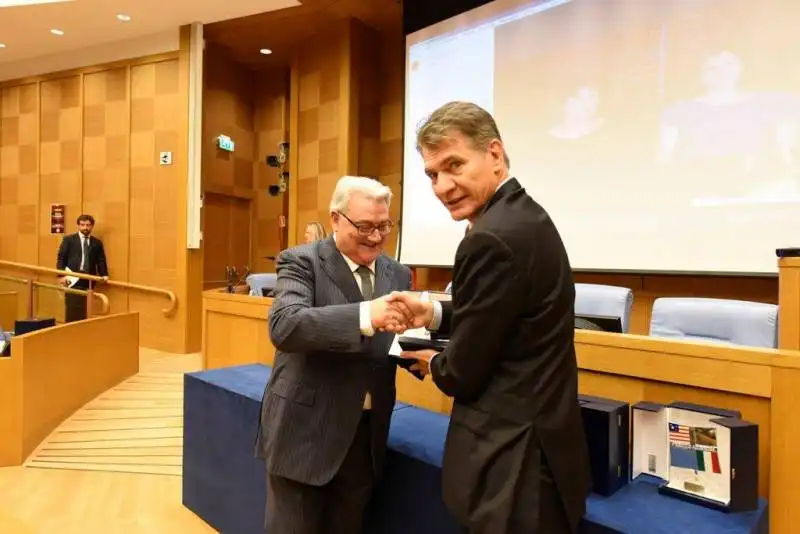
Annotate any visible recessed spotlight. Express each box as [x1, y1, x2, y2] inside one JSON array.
[[0, 43, 6, 49], [259, 48, 272, 55], [50, 28, 64, 36], [116, 13, 131, 22]]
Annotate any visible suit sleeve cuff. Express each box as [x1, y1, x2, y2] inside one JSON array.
[[428, 300, 443, 331], [359, 301, 375, 337]]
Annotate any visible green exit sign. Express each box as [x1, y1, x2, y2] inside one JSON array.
[[217, 135, 235, 152]]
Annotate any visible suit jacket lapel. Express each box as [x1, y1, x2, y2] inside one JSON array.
[[373, 256, 393, 298], [319, 237, 364, 303]]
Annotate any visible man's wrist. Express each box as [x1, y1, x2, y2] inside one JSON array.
[[359, 301, 375, 337], [427, 301, 443, 331]]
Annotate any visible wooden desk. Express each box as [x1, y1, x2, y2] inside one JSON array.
[[0, 291, 16, 331], [0, 313, 139, 466], [202, 289, 275, 369], [396, 330, 800, 534], [199, 289, 800, 532]]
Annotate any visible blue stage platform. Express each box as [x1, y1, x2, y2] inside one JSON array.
[[183, 364, 769, 534]]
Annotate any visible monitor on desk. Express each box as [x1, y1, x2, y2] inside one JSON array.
[[575, 314, 623, 333]]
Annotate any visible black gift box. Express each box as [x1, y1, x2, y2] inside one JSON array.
[[579, 394, 630, 496]]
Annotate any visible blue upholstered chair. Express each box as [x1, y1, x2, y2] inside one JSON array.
[[575, 283, 634, 333], [245, 273, 278, 297], [649, 297, 779, 349]]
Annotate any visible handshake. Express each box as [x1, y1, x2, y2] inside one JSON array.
[[370, 291, 434, 334]]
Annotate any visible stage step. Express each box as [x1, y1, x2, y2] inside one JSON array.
[[24, 348, 202, 476]]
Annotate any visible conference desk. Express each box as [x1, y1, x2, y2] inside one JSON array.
[[201, 288, 800, 533], [202, 289, 274, 369]]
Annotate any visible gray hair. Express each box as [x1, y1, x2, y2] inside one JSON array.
[[329, 176, 392, 214], [416, 101, 510, 169]]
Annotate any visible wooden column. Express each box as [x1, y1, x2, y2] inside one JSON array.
[[778, 257, 800, 350], [287, 18, 381, 246]]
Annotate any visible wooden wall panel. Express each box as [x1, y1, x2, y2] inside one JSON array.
[[201, 44, 256, 285], [202, 192, 252, 288], [352, 22, 381, 181], [378, 31, 404, 257], [0, 46, 201, 353], [0, 84, 39, 264], [128, 59, 184, 351], [253, 71, 289, 272], [82, 68, 131, 314], [287, 19, 389, 247], [290, 23, 348, 245], [201, 44, 290, 278]]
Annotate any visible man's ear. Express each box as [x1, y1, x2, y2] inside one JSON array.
[[487, 139, 504, 168]]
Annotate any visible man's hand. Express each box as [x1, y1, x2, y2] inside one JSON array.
[[370, 295, 413, 332], [383, 292, 434, 333], [58, 276, 68, 286], [400, 349, 436, 376]]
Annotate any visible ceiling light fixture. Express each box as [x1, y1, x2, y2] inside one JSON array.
[[116, 13, 131, 22], [50, 28, 64, 36], [0, 43, 6, 49], [259, 48, 272, 55], [0, 0, 74, 6]]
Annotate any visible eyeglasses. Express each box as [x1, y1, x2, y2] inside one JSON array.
[[337, 211, 394, 237]]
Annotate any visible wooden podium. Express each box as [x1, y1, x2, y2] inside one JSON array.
[[779, 257, 800, 350]]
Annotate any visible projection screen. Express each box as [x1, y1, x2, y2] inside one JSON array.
[[399, 0, 800, 273]]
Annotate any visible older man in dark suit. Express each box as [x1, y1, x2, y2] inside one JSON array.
[[255, 176, 413, 534], [388, 101, 591, 534]]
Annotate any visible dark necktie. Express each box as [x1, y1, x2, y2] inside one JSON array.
[[81, 237, 89, 271], [356, 265, 373, 300]]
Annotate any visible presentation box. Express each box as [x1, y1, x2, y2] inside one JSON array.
[[579, 394, 629, 497], [631, 401, 758, 513]]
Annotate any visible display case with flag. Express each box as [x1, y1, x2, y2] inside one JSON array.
[[630, 401, 759, 513]]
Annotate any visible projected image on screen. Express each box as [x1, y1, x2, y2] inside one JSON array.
[[401, 0, 800, 272]]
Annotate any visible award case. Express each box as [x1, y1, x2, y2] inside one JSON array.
[[631, 401, 758, 512]]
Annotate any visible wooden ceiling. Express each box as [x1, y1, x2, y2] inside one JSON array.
[[204, 0, 402, 69]]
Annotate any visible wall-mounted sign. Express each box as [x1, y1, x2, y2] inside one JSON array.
[[217, 134, 235, 152], [50, 204, 65, 234]]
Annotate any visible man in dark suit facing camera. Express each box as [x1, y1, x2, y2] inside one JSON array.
[[255, 176, 414, 534], [56, 214, 109, 322], [387, 101, 591, 534]]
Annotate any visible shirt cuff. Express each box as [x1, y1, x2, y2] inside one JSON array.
[[359, 301, 375, 337], [428, 300, 443, 331]]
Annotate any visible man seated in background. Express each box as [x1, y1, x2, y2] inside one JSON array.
[[56, 214, 109, 323], [255, 176, 414, 534]]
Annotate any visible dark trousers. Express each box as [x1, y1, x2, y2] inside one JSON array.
[[493, 452, 573, 534], [536, 469, 573, 534], [64, 279, 89, 323], [265, 412, 374, 534]]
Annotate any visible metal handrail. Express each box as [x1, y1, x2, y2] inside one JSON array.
[[0, 274, 110, 315], [0, 260, 176, 316]]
